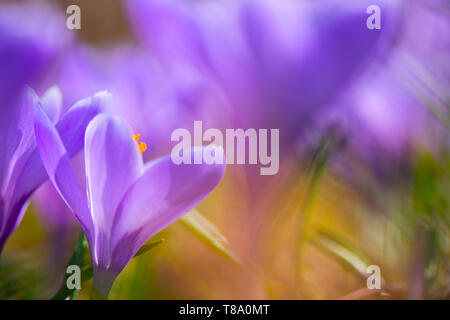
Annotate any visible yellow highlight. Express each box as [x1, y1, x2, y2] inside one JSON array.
[[133, 134, 147, 154]]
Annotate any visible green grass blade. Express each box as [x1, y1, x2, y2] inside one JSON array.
[[311, 229, 368, 278], [133, 239, 165, 258], [180, 210, 240, 265]]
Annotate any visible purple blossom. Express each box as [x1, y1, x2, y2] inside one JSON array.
[[33, 109, 226, 296], [0, 87, 108, 254], [125, 0, 400, 137]]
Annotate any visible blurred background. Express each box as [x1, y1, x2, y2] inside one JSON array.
[[0, 0, 449, 299]]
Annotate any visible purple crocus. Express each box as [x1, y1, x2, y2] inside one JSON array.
[[0, 86, 108, 254], [125, 0, 400, 138], [34, 109, 226, 296]]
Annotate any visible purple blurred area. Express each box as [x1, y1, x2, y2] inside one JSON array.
[[0, 0, 448, 300]]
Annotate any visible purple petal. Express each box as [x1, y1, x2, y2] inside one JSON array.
[[40, 85, 62, 124], [0, 87, 37, 196], [84, 115, 144, 268], [0, 88, 39, 251], [33, 102, 93, 240], [57, 91, 112, 158], [57, 45, 110, 109], [124, 0, 208, 69], [108, 146, 226, 274], [238, 0, 400, 122]]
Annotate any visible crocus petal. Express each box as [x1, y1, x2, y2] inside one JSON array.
[[0, 88, 37, 196], [124, 0, 208, 69], [41, 85, 62, 124], [57, 91, 112, 158], [84, 115, 144, 268], [33, 102, 93, 240], [238, 0, 399, 123], [109, 146, 226, 274], [57, 45, 111, 109], [0, 88, 37, 251]]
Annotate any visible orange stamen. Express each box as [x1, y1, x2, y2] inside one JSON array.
[[133, 134, 147, 154]]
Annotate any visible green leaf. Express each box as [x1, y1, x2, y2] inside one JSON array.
[[296, 134, 333, 282], [134, 239, 165, 258], [180, 210, 240, 265], [52, 232, 88, 300]]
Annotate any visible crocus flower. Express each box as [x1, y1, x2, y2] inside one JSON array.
[[0, 86, 108, 254], [34, 109, 226, 296], [125, 0, 400, 140]]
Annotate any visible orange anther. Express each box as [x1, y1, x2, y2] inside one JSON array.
[[133, 134, 147, 154]]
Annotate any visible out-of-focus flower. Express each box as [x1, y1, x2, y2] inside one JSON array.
[[0, 86, 108, 254], [337, 70, 435, 181], [125, 0, 399, 142], [0, 0, 71, 104], [333, 0, 450, 181], [34, 110, 226, 296]]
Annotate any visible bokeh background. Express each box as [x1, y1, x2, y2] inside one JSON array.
[[0, 0, 449, 299]]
